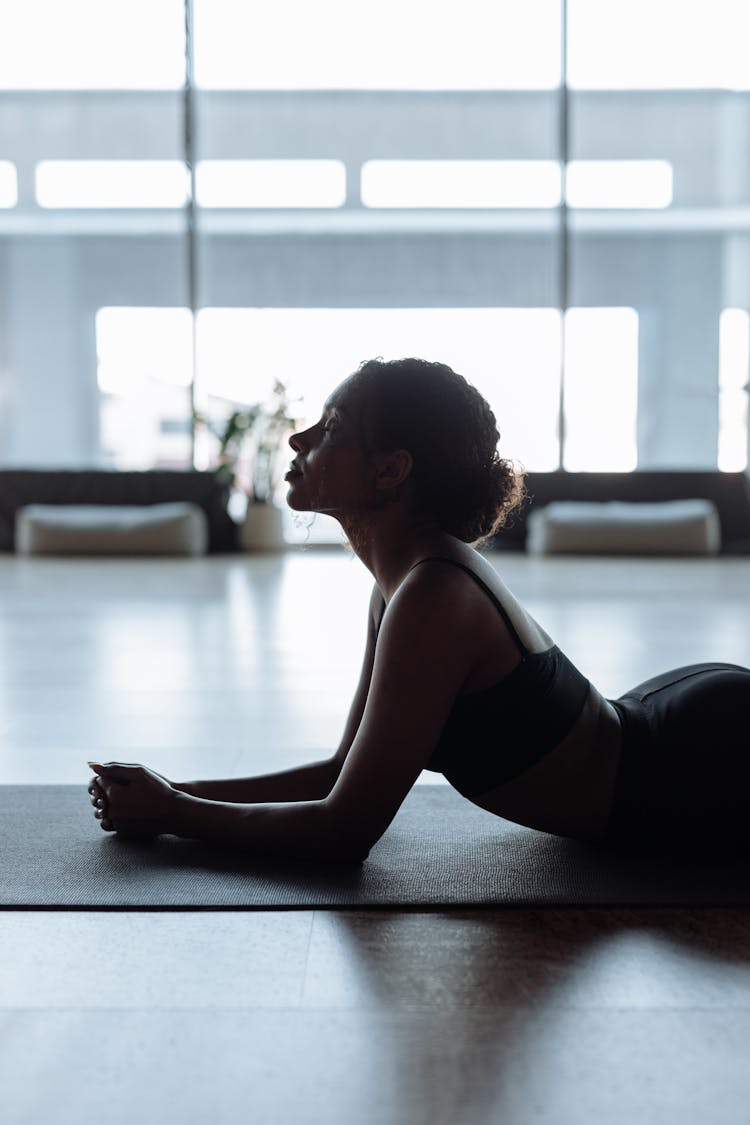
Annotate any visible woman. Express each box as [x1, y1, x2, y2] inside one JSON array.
[[88, 358, 750, 859]]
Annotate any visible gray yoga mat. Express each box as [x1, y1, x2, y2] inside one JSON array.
[[1, 784, 748, 909]]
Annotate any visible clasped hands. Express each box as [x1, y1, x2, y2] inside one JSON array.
[[87, 761, 180, 838]]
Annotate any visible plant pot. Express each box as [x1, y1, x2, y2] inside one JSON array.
[[239, 502, 286, 551]]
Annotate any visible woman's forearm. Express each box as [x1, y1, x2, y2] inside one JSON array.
[[172, 757, 340, 804], [168, 791, 367, 862]]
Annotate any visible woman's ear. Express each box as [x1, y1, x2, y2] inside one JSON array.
[[373, 449, 413, 498]]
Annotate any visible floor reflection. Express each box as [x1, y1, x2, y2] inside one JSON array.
[[303, 907, 750, 1119]]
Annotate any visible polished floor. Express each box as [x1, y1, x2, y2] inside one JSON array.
[[1, 550, 749, 1124]]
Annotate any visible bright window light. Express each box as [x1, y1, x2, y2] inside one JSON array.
[[195, 307, 562, 475], [569, 0, 750, 90], [0, 161, 17, 207], [361, 161, 561, 209], [0, 0, 185, 89], [196, 160, 346, 208], [195, 0, 561, 90], [94, 306, 644, 489], [563, 308, 639, 472], [96, 308, 193, 470], [718, 308, 749, 472], [36, 161, 190, 209], [96, 308, 193, 394], [566, 161, 673, 209]]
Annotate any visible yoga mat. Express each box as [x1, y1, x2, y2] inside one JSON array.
[[2, 784, 749, 909]]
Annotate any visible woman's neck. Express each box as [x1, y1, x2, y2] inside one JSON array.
[[339, 507, 459, 603]]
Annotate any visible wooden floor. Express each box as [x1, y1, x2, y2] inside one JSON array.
[[1, 550, 749, 1124]]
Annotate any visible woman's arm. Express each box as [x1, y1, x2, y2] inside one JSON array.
[[169, 585, 383, 804], [170, 760, 338, 804], [92, 566, 475, 861], [90, 761, 358, 856]]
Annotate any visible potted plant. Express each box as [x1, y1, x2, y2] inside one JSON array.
[[196, 380, 302, 550]]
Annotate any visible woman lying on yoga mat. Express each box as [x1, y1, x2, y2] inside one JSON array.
[[88, 357, 750, 858]]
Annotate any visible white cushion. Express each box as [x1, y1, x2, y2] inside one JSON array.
[[15, 502, 209, 556], [527, 499, 721, 556]]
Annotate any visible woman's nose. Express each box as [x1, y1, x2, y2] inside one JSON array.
[[290, 422, 316, 452]]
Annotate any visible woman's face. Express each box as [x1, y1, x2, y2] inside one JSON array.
[[285, 376, 372, 517]]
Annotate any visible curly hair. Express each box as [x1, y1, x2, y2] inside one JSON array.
[[348, 357, 525, 545]]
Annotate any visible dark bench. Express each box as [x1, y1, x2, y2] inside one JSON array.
[[0, 470, 239, 553], [490, 471, 750, 555]]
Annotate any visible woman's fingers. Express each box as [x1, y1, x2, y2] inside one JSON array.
[[86, 768, 116, 832], [88, 761, 144, 777], [88, 777, 110, 826], [92, 794, 114, 830], [89, 779, 107, 809]]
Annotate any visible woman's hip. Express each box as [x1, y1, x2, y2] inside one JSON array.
[[603, 662, 750, 853]]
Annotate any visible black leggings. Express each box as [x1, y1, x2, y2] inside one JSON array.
[[605, 663, 750, 854]]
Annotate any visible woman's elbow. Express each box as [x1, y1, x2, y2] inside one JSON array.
[[317, 804, 380, 863], [319, 825, 374, 864], [327, 843, 371, 864]]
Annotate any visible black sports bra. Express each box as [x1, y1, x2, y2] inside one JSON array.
[[380, 557, 591, 798]]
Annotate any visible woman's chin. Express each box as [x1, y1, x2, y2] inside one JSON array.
[[286, 491, 340, 520], [285, 485, 310, 512]]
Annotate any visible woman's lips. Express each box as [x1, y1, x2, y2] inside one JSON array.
[[284, 467, 303, 481]]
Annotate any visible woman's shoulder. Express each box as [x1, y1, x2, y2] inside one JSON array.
[[380, 552, 502, 661], [395, 548, 554, 658], [395, 548, 509, 620], [379, 560, 474, 644], [395, 552, 482, 614]]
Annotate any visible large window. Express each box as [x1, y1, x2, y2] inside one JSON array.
[[194, 0, 562, 90], [98, 305, 639, 476], [96, 308, 193, 470], [0, 0, 748, 493], [36, 161, 190, 209], [0, 0, 185, 90], [568, 0, 750, 91]]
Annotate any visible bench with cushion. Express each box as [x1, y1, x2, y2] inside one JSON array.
[[491, 470, 750, 555], [15, 502, 209, 557], [0, 469, 238, 553], [526, 498, 721, 556]]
